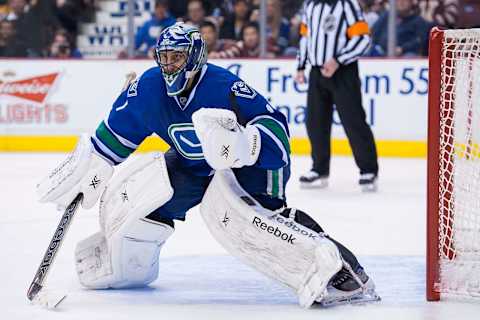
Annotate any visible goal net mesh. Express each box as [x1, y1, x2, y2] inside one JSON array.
[[437, 29, 480, 298]]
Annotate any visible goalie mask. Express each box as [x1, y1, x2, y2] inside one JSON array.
[[154, 23, 207, 96]]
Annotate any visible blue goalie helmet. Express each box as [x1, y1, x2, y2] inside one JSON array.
[[154, 23, 207, 96]]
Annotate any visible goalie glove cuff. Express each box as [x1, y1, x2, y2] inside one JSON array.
[[233, 124, 261, 168], [37, 134, 114, 210]]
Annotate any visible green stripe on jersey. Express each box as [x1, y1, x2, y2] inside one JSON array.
[[267, 169, 282, 198], [254, 118, 290, 154], [271, 169, 279, 198], [95, 121, 134, 158]]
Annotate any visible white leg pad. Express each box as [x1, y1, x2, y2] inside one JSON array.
[[199, 170, 343, 308], [75, 152, 174, 289], [75, 219, 173, 289]]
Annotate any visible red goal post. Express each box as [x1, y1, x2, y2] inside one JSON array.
[[427, 27, 480, 301]]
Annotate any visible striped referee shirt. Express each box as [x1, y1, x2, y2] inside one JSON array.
[[297, 0, 371, 70]]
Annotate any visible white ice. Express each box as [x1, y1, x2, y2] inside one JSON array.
[[1, 153, 479, 320]]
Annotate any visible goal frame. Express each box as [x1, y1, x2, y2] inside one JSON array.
[[426, 26, 443, 302]]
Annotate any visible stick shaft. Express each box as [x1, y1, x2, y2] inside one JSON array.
[[27, 194, 83, 301]]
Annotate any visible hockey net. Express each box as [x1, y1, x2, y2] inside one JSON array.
[[427, 28, 480, 301]]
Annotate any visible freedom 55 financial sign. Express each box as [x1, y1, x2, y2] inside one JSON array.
[[0, 59, 428, 156], [218, 59, 428, 157]]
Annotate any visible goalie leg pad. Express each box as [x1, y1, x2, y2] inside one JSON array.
[[199, 170, 343, 308], [75, 152, 174, 289], [75, 219, 173, 289]]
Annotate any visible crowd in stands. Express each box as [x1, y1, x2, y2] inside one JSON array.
[[134, 0, 300, 59], [0, 0, 479, 59], [0, 0, 95, 57]]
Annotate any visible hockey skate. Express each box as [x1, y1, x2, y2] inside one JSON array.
[[315, 266, 381, 307], [299, 170, 328, 189], [359, 173, 377, 192]]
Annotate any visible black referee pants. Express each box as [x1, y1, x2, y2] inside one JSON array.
[[306, 62, 378, 176]]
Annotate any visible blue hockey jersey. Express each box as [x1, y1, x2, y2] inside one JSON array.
[[91, 63, 291, 199]]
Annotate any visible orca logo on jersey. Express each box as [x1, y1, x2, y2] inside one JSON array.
[[231, 81, 257, 100], [252, 217, 296, 244], [168, 123, 204, 160]]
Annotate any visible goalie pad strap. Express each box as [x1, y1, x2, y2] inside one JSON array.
[[199, 170, 343, 308]]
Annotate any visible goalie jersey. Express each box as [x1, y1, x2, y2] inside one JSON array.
[[91, 63, 291, 201]]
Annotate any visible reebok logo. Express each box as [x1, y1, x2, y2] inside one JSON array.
[[252, 217, 296, 244], [273, 215, 318, 240], [250, 134, 258, 156]]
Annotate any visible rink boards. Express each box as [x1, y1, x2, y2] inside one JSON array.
[[0, 58, 428, 157]]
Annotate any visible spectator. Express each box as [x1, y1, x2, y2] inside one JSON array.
[[281, 0, 303, 20], [266, 0, 290, 56], [183, 0, 206, 27], [0, 0, 8, 20], [251, 0, 290, 56], [0, 0, 9, 20], [5, 0, 27, 21], [6, 0, 59, 56], [459, 0, 480, 28], [53, 0, 79, 36], [371, 0, 432, 56], [47, 29, 81, 58], [167, 0, 188, 19], [237, 21, 274, 58], [208, 0, 236, 17], [417, 0, 459, 29], [238, 22, 260, 57], [167, 0, 227, 21], [360, 0, 386, 27], [200, 20, 240, 58], [135, 0, 176, 57], [53, 0, 96, 37], [287, 6, 304, 53], [79, 0, 96, 22], [0, 19, 13, 54], [219, 0, 251, 40], [0, 18, 26, 56]]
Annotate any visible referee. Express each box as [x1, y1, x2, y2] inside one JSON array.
[[295, 0, 379, 192]]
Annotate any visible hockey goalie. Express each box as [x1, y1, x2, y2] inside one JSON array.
[[36, 23, 380, 308]]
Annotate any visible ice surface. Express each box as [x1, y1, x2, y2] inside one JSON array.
[[1, 153, 479, 319]]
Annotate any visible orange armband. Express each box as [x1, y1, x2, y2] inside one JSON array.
[[347, 21, 370, 39], [299, 22, 308, 37]]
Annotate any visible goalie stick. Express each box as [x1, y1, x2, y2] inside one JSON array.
[[27, 193, 83, 307]]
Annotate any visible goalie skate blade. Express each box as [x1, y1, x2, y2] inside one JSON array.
[[315, 291, 381, 308]]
